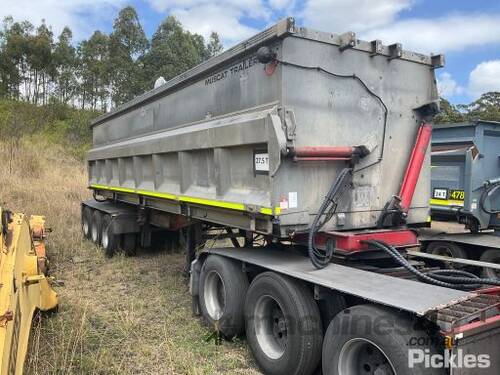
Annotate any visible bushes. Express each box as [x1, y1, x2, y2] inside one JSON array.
[[0, 99, 99, 158]]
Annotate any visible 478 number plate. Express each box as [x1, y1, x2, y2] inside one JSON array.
[[432, 188, 465, 201]]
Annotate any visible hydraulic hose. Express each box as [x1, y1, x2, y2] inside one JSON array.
[[275, 59, 389, 173], [308, 168, 352, 269], [479, 180, 500, 215], [363, 240, 500, 290]]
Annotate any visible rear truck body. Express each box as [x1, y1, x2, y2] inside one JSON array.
[[0, 207, 58, 374], [418, 121, 500, 280], [82, 18, 500, 375]]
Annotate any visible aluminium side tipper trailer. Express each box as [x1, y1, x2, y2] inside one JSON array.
[[417, 121, 500, 279], [81, 18, 500, 375]]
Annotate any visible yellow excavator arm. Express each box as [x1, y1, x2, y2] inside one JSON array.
[[0, 208, 57, 374]]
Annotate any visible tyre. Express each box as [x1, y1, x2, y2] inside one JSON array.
[[121, 233, 137, 256], [322, 304, 444, 375], [90, 210, 103, 245], [244, 272, 322, 375], [480, 249, 500, 279], [426, 241, 467, 268], [199, 255, 248, 338], [101, 215, 118, 257], [82, 206, 93, 240]]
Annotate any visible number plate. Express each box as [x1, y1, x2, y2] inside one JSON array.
[[449, 189, 465, 201], [432, 188, 448, 200]]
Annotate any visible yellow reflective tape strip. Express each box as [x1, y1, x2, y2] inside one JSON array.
[[178, 195, 246, 211], [136, 189, 177, 200], [260, 207, 273, 215], [90, 184, 278, 216], [429, 198, 464, 206]]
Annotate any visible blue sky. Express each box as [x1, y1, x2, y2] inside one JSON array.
[[2, 0, 500, 104]]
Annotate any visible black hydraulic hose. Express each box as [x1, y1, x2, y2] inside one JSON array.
[[308, 168, 352, 269], [479, 182, 500, 215], [275, 59, 389, 173], [364, 240, 500, 290]]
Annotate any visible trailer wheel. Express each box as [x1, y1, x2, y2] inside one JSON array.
[[82, 206, 92, 240], [90, 210, 103, 245], [480, 249, 500, 279], [322, 304, 444, 375], [101, 215, 118, 257], [199, 255, 248, 338], [244, 272, 322, 375], [121, 233, 137, 256], [426, 241, 467, 268]]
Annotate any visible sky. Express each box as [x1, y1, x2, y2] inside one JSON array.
[[1, 0, 500, 104]]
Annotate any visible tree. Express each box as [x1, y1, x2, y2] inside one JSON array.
[[463, 92, 500, 122], [53, 27, 77, 103], [28, 21, 55, 105], [108, 6, 149, 106], [434, 98, 465, 123], [206, 32, 223, 58], [144, 16, 207, 89], [1, 19, 33, 100], [77, 31, 110, 110]]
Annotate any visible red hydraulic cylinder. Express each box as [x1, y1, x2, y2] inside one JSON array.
[[292, 146, 355, 158], [398, 123, 433, 211]]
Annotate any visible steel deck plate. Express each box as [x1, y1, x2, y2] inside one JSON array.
[[207, 247, 474, 316]]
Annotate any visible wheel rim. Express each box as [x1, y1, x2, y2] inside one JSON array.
[[338, 338, 396, 375], [204, 271, 226, 320], [254, 295, 287, 360], [91, 222, 98, 243], [486, 255, 500, 279], [433, 246, 453, 258], [82, 217, 89, 236], [102, 227, 109, 249]]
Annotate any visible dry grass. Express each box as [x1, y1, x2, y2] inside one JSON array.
[[0, 137, 259, 374]]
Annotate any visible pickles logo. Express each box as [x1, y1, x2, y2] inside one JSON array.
[[408, 349, 490, 369]]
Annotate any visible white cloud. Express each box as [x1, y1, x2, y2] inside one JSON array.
[[0, 0, 125, 40], [361, 13, 500, 54], [146, 0, 272, 45], [437, 72, 464, 97], [269, 0, 295, 10], [171, 4, 260, 43], [468, 60, 500, 98], [302, 0, 412, 33]]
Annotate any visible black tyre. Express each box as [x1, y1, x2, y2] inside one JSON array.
[[82, 206, 93, 240], [426, 241, 467, 268], [322, 304, 444, 375], [244, 272, 322, 375], [101, 215, 118, 257], [121, 233, 137, 256], [199, 255, 248, 338], [480, 249, 500, 279], [90, 210, 103, 245]]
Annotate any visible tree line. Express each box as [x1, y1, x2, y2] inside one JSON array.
[[0, 6, 223, 110], [435, 92, 500, 123]]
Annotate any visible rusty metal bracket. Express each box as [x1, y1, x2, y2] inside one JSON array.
[[370, 40, 383, 57], [339, 32, 357, 51], [388, 43, 403, 60], [431, 54, 445, 69]]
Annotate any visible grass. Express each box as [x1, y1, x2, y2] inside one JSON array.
[[0, 137, 259, 374]]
